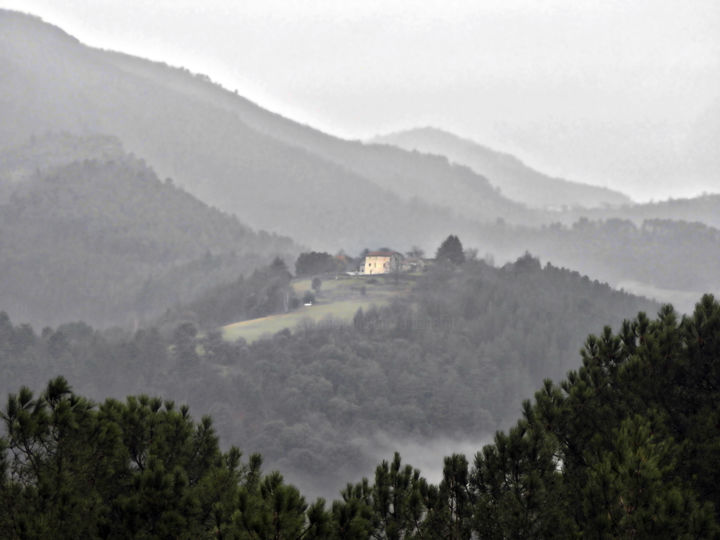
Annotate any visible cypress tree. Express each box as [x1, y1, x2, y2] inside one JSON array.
[[436, 235, 466, 264]]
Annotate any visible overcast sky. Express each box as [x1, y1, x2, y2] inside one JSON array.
[[3, 0, 719, 201]]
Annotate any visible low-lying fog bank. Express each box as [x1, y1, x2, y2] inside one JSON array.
[[616, 280, 704, 315], [279, 432, 494, 502]]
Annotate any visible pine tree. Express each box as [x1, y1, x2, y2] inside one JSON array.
[[436, 235, 466, 264]]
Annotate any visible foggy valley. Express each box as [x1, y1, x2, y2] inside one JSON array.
[[0, 4, 719, 537]]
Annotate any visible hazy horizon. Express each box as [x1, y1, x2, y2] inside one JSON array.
[[2, 0, 718, 202]]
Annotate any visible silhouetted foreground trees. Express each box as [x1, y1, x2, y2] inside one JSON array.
[[0, 376, 325, 539], [2, 296, 720, 537]]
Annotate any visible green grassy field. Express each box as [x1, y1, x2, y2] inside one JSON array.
[[222, 274, 413, 343]]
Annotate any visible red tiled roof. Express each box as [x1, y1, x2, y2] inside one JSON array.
[[367, 251, 397, 257]]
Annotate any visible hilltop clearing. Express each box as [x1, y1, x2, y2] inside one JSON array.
[[223, 274, 414, 343]]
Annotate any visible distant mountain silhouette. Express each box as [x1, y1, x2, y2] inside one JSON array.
[[373, 127, 632, 209], [558, 193, 720, 231], [0, 10, 538, 251]]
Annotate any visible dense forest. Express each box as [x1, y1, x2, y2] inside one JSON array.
[[0, 134, 298, 327], [2, 295, 718, 538], [0, 256, 657, 496]]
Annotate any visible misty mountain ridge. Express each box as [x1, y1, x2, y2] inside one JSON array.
[[372, 127, 633, 210], [2, 9, 719, 311], [374, 127, 720, 232], [0, 9, 539, 253]]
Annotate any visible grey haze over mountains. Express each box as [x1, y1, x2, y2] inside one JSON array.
[[2, 8, 720, 316], [372, 127, 633, 210], [0, 9, 539, 253]]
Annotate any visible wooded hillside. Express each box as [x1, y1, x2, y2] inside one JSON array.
[[0, 134, 297, 327], [2, 294, 718, 538], [0, 256, 657, 496]]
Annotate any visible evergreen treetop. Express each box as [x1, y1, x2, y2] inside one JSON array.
[[436, 235, 466, 264]]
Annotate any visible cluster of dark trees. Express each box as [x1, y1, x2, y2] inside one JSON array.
[[2, 296, 719, 537], [295, 252, 343, 276], [0, 256, 657, 496], [157, 258, 295, 331], [435, 235, 465, 264]]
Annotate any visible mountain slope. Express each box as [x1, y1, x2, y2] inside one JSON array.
[[373, 127, 632, 209], [0, 133, 298, 327], [99, 49, 536, 227], [0, 10, 536, 251]]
